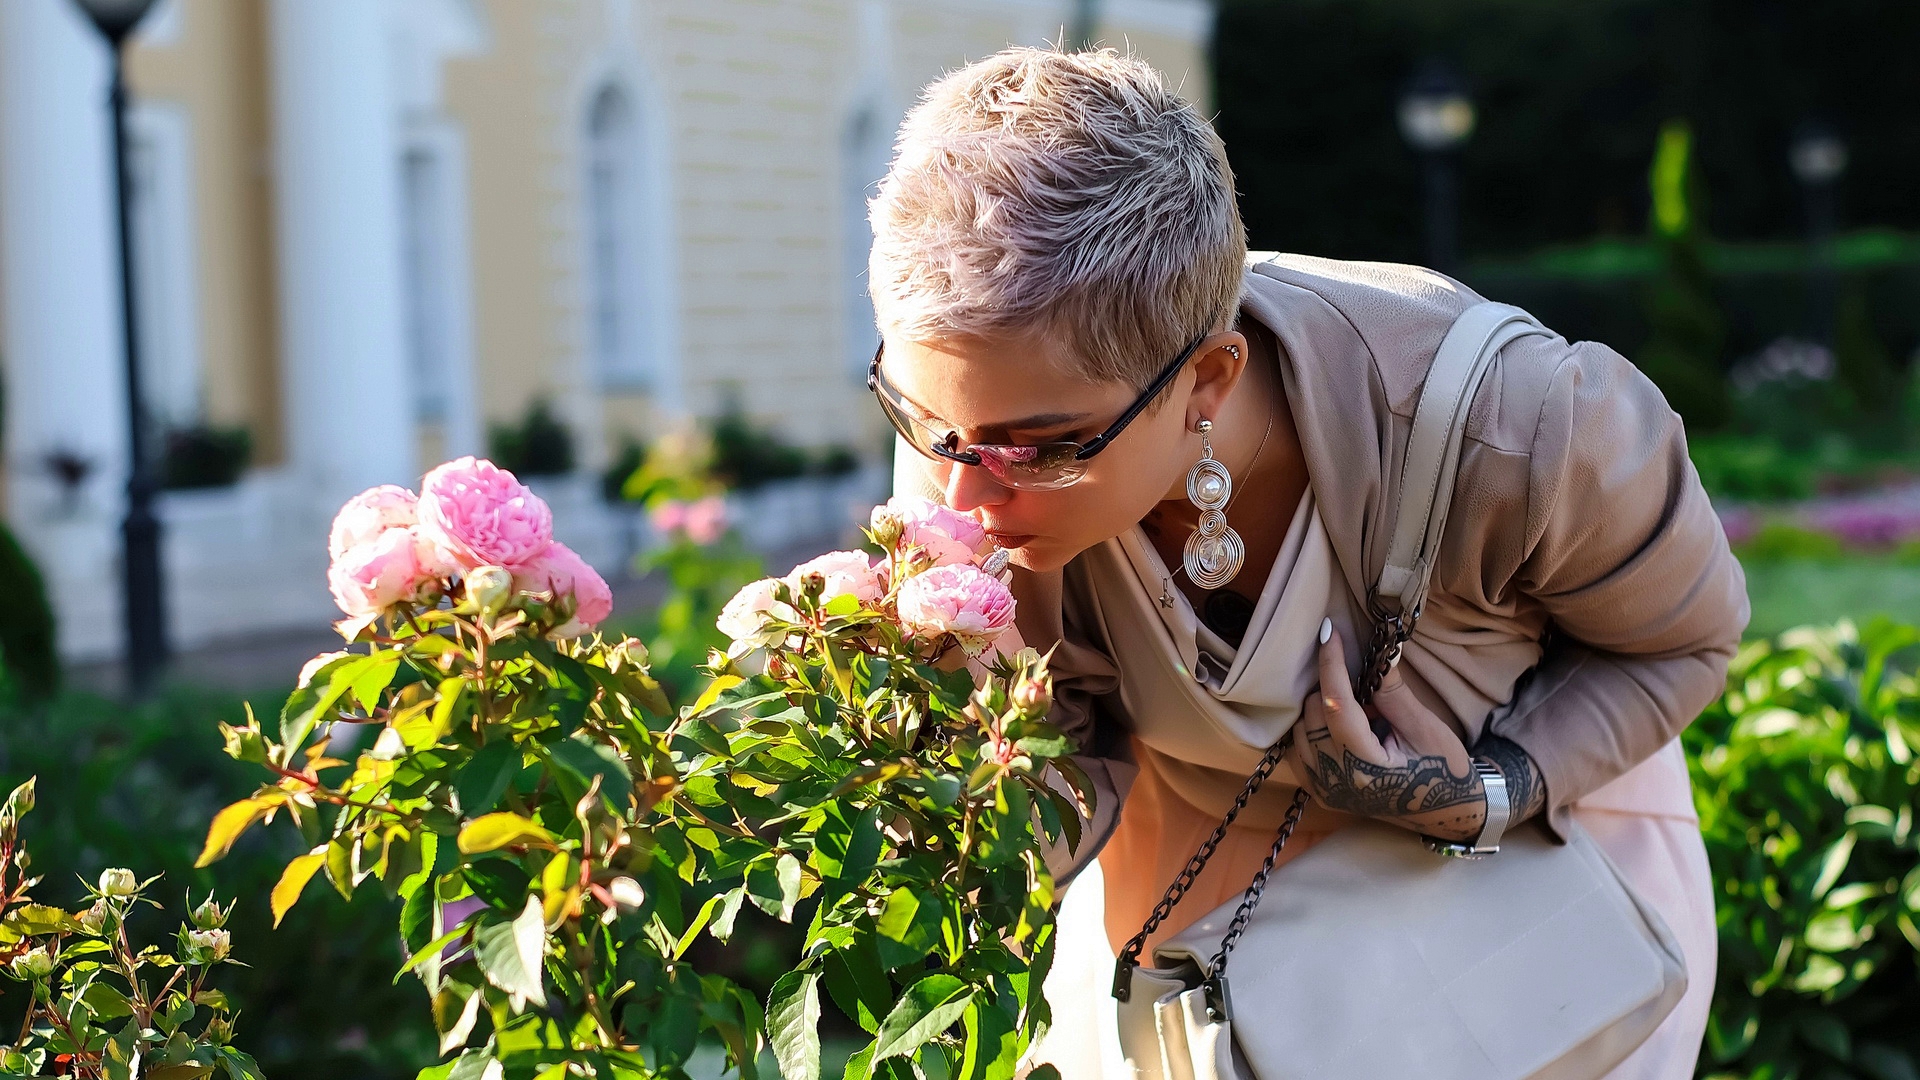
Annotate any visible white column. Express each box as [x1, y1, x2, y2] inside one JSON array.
[[268, 0, 416, 500], [0, 0, 134, 657]]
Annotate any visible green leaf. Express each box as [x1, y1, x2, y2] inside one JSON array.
[[823, 937, 892, 1034], [447, 1046, 503, 1080], [1798, 1009, 1853, 1061], [80, 982, 133, 1020], [766, 969, 822, 1080], [875, 887, 941, 969], [841, 1042, 876, 1080], [1811, 831, 1857, 899], [958, 1000, 1019, 1080], [873, 974, 974, 1061], [547, 734, 634, 812], [456, 742, 521, 816], [195, 794, 286, 868], [217, 1047, 268, 1080], [473, 896, 546, 1009], [462, 860, 532, 911], [457, 813, 554, 855], [814, 805, 882, 886], [3, 904, 85, 936], [351, 650, 403, 711]]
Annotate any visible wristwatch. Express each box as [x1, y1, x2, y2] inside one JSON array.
[[1423, 758, 1508, 858]]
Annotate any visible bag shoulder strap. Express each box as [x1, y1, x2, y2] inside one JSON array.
[[1374, 302, 1549, 618]]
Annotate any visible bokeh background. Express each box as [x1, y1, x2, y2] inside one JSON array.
[[0, 1, 1913, 1078]]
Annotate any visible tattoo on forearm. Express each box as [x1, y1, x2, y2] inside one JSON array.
[[1471, 732, 1549, 823], [1304, 728, 1482, 820]]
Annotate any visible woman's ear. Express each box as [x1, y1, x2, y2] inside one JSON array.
[[1183, 332, 1250, 431]]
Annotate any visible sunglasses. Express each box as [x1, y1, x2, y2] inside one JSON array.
[[867, 329, 1213, 491]]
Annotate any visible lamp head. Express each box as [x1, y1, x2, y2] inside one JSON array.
[[1398, 61, 1475, 153], [72, 0, 159, 45], [1789, 121, 1848, 186]]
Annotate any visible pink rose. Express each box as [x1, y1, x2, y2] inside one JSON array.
[[328, 485, 418, 561], [895, 563, 1016, 657], [416, 457, 554, 572], [512, 542, 614, 638], [717, 577, 794, 649], [648, 500, 690, 537], [886, 496, 990, 567], [684, 496, 729, 546], [787, 550, 885, 607], [328, 528, 428, 617]]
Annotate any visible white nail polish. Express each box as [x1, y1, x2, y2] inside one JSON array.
[[1318, 617, 1333, 645]]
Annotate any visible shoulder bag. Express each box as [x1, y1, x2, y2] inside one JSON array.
[[1106, 303, 1689, 1080]]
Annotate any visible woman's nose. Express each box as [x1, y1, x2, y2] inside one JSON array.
[[940, 458, 1010, 514]]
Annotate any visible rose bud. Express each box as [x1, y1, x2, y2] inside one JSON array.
[[1010, 674, 1052, 718], [466, 564, 513, 613], [191, 895, 232, 930], [78, 900, 109, 935], [606, 877, 646, 913], [220, 721, 269, 765], [9, 946, 53, 981], [870, 506, 904, 548], [98, 868, 138, 898], [185, 928, 232, 962]]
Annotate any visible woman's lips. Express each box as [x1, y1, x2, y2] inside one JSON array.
[[985, 530, 1036, 548]]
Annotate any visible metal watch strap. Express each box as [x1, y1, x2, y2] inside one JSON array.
[[1423, 758, 1508, 858]]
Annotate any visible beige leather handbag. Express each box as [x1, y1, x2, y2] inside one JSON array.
[[1107, 303, 1689, 1080]]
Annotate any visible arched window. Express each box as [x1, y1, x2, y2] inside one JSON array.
[[842, 101, 891, 378], [585, 83, 651, 389]]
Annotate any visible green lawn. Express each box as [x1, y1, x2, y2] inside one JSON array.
[[1740, 555, 1920, 638]]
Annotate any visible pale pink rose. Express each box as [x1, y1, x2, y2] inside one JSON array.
[[886, 496, 990, 567], [786, 550, 885, 607], [328, 528, 427, 617], [416, 457, 554, 572], [717, 577, 794, 647], [895, 563, 1016, 656], [512, 542, 614, 637], [328, 485, 418, 561], [648, 500, 690, 537], [684, 497, 729, 546]]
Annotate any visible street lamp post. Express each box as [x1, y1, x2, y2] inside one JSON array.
[[72, 0, 167, 693], [1789, 120, 1848, 347], [1398, 62, 1476, 274]]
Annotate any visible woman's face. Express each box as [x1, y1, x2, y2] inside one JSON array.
[[878, 329, 1247, 572]]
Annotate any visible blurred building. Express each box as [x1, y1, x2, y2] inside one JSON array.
[[0, 0, 1210, 660]]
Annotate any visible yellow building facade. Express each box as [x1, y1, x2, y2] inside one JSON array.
[[0, 0, 1212, 658]]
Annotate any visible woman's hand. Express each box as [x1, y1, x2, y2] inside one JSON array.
[[1285, 620, 1487, 841]]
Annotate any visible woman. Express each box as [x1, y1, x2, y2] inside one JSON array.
[[872, 48, 1746, 1078]]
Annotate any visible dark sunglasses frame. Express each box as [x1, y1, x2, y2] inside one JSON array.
[[867, 328, 1213, 489]]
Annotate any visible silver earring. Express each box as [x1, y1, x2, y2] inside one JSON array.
[[1183, 419, 1244, 589], [1227, 345, 1241, 360]]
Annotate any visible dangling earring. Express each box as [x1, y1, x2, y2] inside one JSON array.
[[1183, 419, 1244, 589]]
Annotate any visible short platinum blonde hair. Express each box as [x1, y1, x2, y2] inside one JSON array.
[[868, 47, 1247, 388]]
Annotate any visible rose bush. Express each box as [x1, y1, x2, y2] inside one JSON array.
[[200, 470, 1082, 1080]]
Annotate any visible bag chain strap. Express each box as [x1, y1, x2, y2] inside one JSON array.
[[1110, 606, 1421, 1011]]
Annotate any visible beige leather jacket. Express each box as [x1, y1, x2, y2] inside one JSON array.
[[899, 254, 1750, 858]]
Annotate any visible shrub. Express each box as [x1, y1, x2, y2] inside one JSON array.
[[163, 425, 252, 490], [602, 436, 647, 503], [0, 526, 57, 701], [1688, 619, 1920, 1079], [0, 686, 435, 1079], [488, 399, 576, 478], [1735, 523, 1848, 564], [709, 405, 808, 491], [1692, 436, 1820, 503]]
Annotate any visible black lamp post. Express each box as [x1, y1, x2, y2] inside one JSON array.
[[1789, 120, 1848, 347], [72, 0, 167, 693], [1398, 62, 1476, 273]]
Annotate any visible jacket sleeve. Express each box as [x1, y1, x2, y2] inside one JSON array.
[[892, 440, 1131, 884], [1482, 340, 1749, 838]]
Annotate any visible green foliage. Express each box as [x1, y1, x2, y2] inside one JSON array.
[[203, 503, 1072, 1079], [1639, 121, 1731, 432], [1690, 436, 1819, 503], [710, 406, 809, 492], [1688, 620, 1920, 1079], [0, 777, 262, 1079], [162, 425, 252, 491], [0, 686, 436, 1078], [602, 438, 648, 504], [1834, 293, 1904, 440], [0, 525, 57, 702], [1736, 524, 1847, 565], [630, 537, 763, 702], [489, 400, 577, 479]]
